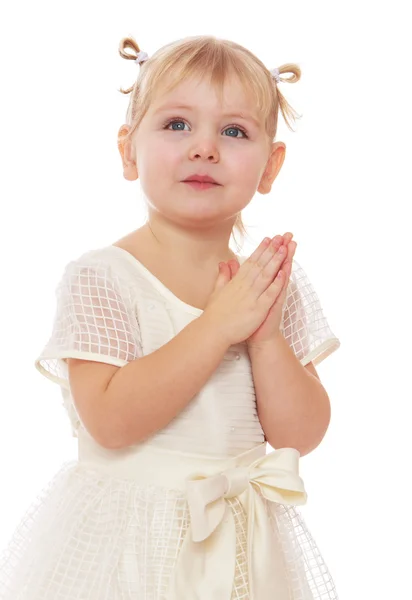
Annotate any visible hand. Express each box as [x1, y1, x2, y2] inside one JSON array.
[[203, 237, 291, 347], [221, 233, 297, 349]]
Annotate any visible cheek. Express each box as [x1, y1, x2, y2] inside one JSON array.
[[227, 148, 265, 185], [152, 138, 182, 171], [138, 140, 175, 181]]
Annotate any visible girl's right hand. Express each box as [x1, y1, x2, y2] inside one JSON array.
[[202, 238, 287, 346]]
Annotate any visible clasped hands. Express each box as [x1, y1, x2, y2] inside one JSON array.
[[221, 232, 297, 348]]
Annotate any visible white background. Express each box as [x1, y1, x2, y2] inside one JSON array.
[[0, 1, 411, 598]]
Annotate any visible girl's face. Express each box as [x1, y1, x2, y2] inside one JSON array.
[[129, 74, 284, 229]]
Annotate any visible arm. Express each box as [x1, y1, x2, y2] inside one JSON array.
[[248, 334, 331, 457], [101, 314, 230, 449]]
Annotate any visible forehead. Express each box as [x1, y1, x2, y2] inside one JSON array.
[[149, 73, 259, 118]]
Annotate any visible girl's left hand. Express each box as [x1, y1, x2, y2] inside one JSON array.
[[221, 232, 297, 350]]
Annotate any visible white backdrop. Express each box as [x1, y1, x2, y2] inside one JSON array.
[[0, 1, 411, 598]]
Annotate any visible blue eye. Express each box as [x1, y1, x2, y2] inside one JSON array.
[[166, 120, 188, 131], [164, 119, 248, 139], [223, 127, 247, 138]]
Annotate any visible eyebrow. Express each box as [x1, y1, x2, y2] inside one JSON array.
[[152, 103, 261, 128]]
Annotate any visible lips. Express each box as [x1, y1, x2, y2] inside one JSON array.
[[183, 174, 220, 185]]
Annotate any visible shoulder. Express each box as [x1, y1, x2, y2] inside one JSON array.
[[61, 245, 134, 281], [56, 246, 141, 307]]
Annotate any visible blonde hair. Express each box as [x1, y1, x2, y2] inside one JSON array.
[[118, 35, 301, 253]]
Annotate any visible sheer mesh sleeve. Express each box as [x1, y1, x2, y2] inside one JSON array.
[[34, 256, 143, 390], [280, 259, 340, 367]]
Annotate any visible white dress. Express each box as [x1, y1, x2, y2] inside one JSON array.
[[0, 244, 341, 600]]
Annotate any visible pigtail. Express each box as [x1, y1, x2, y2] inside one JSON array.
[[118, 36, 143, 95], [273, 63, 302, 133]]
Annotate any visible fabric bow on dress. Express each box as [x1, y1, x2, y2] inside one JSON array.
[[167, 447, 307, 600]]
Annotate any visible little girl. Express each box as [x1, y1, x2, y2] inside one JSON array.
[[0, 35, 341, 599]]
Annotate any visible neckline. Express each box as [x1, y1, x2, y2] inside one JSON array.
[[106, 244, 244, 317]]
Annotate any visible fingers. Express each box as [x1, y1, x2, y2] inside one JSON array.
[[237, 238, 275, 283], [279, 241, 296, 280], [273, 232, 293, 249], [262, 242, 288, 279], [256, 238, 288, 275], [231, 234, 295, 282], [259, 236, 297, 290], [249, 237, 274, 262], [227, 259, 240, 279]]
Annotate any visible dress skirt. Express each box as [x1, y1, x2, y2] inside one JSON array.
[[0, 430, 339, 599]]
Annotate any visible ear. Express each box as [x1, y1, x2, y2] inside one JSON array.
[[117, 124, 139, 181], [257, 142, 286, 194]]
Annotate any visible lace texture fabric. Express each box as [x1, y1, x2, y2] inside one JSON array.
[[33, 250, 340, 444], [0, 459, 338, 599], [34, 255, 144, 437], [280, 259, 340, 367], [0, 247, 342, 599], [35, 257, 143, 387]]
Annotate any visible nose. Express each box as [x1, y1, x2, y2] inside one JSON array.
[[188, 136, 220, 163]]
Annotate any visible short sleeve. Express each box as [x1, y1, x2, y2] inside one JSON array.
[[34, 256, 144, 390], [280, 259, 340, 367]]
